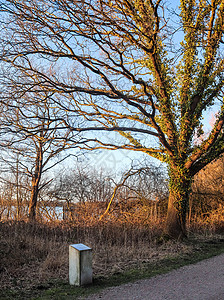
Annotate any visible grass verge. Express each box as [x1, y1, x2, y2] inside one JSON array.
[[1, 237, 224, 300]]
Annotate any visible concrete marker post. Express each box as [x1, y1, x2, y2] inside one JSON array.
[[69, 243, 92, 286]]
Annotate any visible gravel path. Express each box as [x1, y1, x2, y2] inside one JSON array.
[[86, 253, 224, 300]]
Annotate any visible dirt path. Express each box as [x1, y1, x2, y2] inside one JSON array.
[[86, 253, 224, 300]]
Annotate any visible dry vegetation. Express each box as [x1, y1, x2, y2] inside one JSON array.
[[0, 200, 224, 295], [0, 219, 183, 291]]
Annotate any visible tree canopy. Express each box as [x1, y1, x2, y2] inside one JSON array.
[[0, 0, 223, 237]]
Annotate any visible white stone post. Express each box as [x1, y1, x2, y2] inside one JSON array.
[[69, 243, 92, 286]]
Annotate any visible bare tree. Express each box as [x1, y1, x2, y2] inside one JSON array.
[[50, 165, 113, 203], [0, 86, 83, 221], [0, 172, 30, 220], [0, 0, 224, 237]]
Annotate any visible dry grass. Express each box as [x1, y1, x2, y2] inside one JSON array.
[[0, 202, 224, 294], [189, 205, 224, 234], [0, 218, 193, 293]]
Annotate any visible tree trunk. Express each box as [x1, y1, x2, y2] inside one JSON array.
[[164, 173, 191, 239], [28, 183, 39, 221], [28, 138, 43, 221]]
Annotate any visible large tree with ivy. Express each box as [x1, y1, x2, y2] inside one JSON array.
[[0, 0, 223, 237]]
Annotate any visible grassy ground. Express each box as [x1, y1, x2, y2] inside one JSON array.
[[0, 220, 224, 300]]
